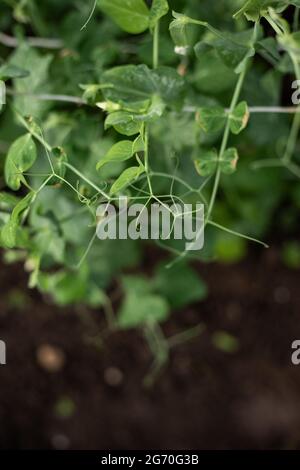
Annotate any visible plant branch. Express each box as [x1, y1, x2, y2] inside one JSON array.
[[184, 106, 300, 114], [0, 32, 64, 49], [6, 89, 87, 105], [153, 21, 160, 69]]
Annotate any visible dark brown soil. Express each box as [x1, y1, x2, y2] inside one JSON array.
[[0, 246, 300, 450]]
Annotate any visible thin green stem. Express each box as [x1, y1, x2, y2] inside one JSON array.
[[143, 124, 153, 195], [206, 63, 248, 223], [208, 220, 269, 248], [63, 162, 110, 199], [153, 21, 160, 69]]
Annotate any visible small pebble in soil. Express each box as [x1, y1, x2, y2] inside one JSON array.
[[104, 367, 124, 387], [36, 344, 66, 373], [51, 433, 71, 450], [273, 286, 291, 304]]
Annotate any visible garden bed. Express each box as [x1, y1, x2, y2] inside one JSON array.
[[0, 244, 299, 450]]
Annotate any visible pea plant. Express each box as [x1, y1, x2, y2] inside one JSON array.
[[0, 0, 300, 375]]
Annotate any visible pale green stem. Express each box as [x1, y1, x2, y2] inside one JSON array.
[[205, 63, 248, 224], [153, 21, 160, 69], [63, 162, 110, 200]]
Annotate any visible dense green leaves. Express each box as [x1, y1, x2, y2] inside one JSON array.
[[5, 134, 37, 190], [98, 0, 150, 34], [0, 0, 296, 331]]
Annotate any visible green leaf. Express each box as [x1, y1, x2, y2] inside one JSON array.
[[132, 134, 145, 153], [101, 64, 185, 109], [97, 141, 133, 170], [5, 133, 37, 190], [229, 101, 250, 135], [118, 276, 170, 329], [136, 95, 166, 122], [110, 165, 145, 195], [233, 0, 288, 22], [278, 31, 300, 55], [9, 44, 53, 117], [196, 106, 226, 134], [105, 111, 142, 136], [0, 192, 20, 211], [221, 148, 239, 174], [194, 148, 239, 176], [0, 64, 29, 80], [96, 135, 144, 170], [98, 0, 150, 34], [150, 0, 169, 29], [38, 267, 89, 306], [194, 149, 218, 176], [1, 192, 35, 248], [195, 29, 256, 74], [193, 49, 236, 94], [154, 263, 207, 309]]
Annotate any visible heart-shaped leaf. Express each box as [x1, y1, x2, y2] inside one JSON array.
[[1, 192, 35, 248], [118, 276, 170, 328], [195, 147, 239, 176], [5, 133, 37, 190], [229, 101, 250, 135], [196, 106, 226, 134], [221, 148, 239, 174]]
